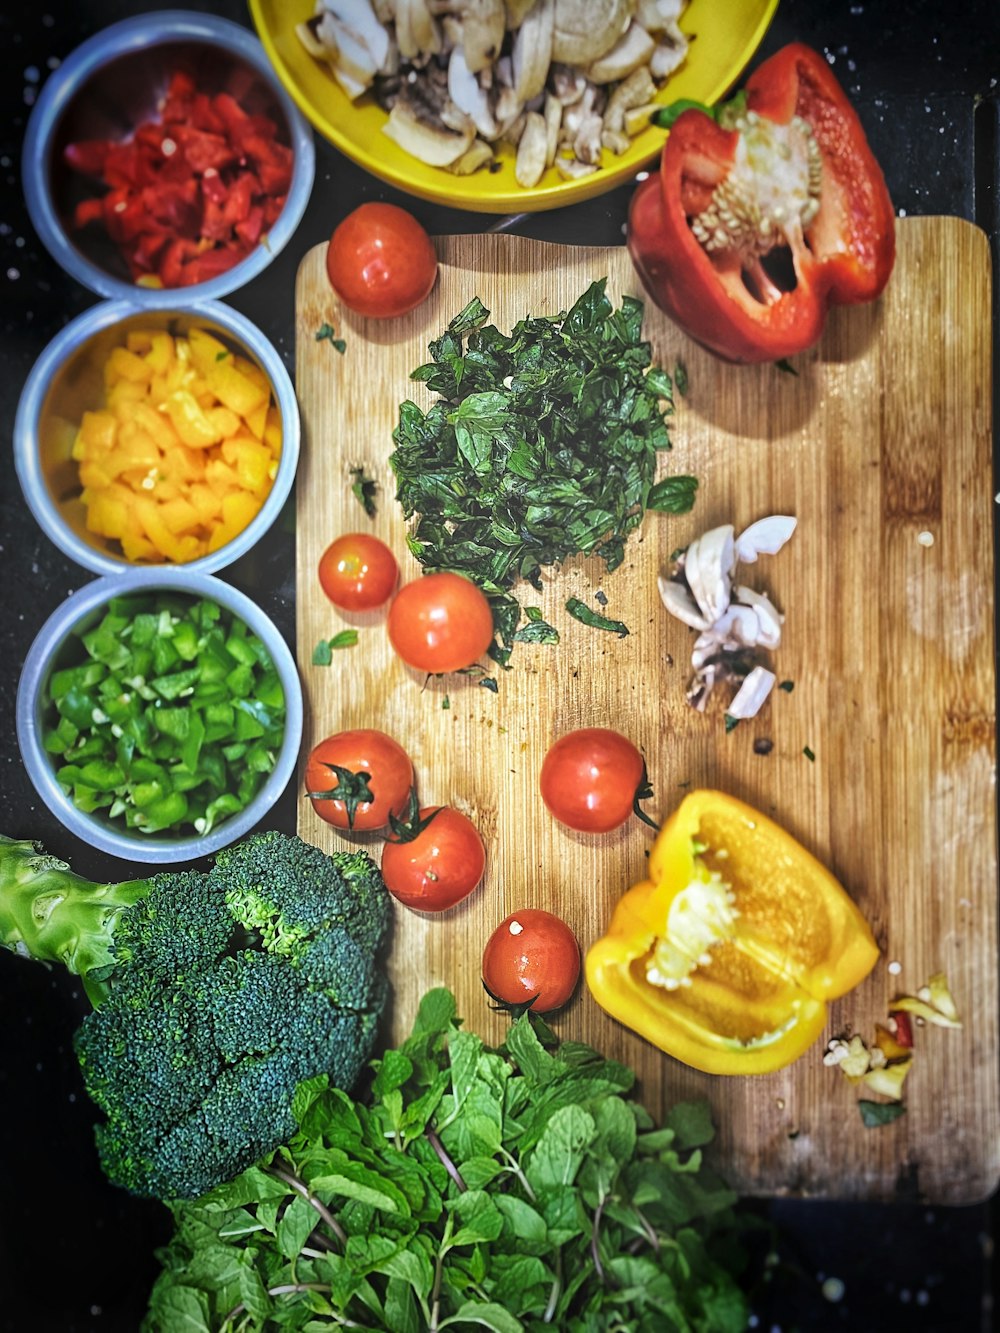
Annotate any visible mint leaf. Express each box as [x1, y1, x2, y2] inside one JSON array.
[[859, 1099, 907, 1128]]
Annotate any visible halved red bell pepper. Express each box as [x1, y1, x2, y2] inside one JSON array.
[[628, 43, 896, 364]]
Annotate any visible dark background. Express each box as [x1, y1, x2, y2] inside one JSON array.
[[0, 1, 997, 1330]]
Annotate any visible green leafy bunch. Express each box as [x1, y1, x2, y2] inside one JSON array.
[[390, 282, 697, 664], [145, 990, 750, 1332]]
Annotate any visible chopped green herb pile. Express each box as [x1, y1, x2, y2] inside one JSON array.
[[390, 280, 696, 664], [145, 989, 751, 1332], [43, 594, 285, 837]]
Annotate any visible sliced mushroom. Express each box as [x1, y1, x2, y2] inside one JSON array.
[[556, 155, 599, 179], [549, 62, 588, 105], [543, 91, 563, 164], [448, 45, 498, 136], [682, 524, 735, 624], [396, 0, 441, 58], [604, 62, 656, 132], [296, 20, 329, 60], [322, 0, 391, 69], [636, 0, 684, 31], [383, 100, 475, 164], [515, 109, 548, 186], [650, 37, 688, 82], [573, 110, 604, 164], [316, 13, 379, 88], [734, 515, 797, 564], [658, 576, 711, 630], [512, 0, 554, 101], [587, 21, 655, 84], [462, 0, 507, 72], [725, 665, 776, 720], [552, 0, 631, 66], [373, 0, 396, 21], [502, 111, 528, 144], [446, 137, 496, 173], [505, 0, 537, 25], [494, 85, 525, 131], [732, 585, 784, 648], [624, 101, 659, 136]]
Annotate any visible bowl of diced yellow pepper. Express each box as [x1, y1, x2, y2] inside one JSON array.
[[14, 298, 298, 574]]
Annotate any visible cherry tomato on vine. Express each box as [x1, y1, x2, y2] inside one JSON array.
[[326, 202, 438, 319], [305, 729, 413, 831], [382, 803, 486, 913], [387, 571, 494, 674], [318, 533, 398, 611], [482, 909, 581, 1014], [539, 727, 655, 834]]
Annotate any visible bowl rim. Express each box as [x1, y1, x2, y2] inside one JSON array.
[[16, 569, 304, 865], [13, 295, 300, 576], [22, 9, 316, 304]]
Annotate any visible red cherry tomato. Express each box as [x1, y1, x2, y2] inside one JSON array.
[[305, 729, 413, 831], [326, 202, 438, 319], [482, 909, 581, 1014], [318, 533, 398, 611], [387, 571, 494, 674], [539, 727, 649, 833], [382, 806, 486, 913]]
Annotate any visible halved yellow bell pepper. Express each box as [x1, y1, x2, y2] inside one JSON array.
[[585, 790, 879, 1075]]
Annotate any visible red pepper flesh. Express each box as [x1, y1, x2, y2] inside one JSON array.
[[628, 43, 896, 364]]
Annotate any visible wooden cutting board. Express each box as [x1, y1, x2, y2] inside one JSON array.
[[294, 220, 998, 1205]]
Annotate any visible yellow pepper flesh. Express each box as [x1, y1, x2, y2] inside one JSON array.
[[585, 790, 879, 1075]]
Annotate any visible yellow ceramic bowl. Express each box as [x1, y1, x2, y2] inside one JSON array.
[[249, 0, 780, 214]]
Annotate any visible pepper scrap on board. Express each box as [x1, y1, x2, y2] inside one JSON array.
[[627, 43, 896, 364], [585, 790, 880, 1075]]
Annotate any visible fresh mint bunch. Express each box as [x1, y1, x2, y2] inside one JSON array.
[[145, 990, 750, 1332]]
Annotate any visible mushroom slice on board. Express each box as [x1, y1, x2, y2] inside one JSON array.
[[587, 22, 655, 84], [732, 585, 784, 648], [726, 665, 777, 720], [657, 577, 711, 630], [512, 0, 555, 101], [734, 515, 797, 564], [552, 0, 632, 66], [383, 101, 475, 164], [682, 524, 735, 625]]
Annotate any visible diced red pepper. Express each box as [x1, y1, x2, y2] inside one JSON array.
[[889, 1010, 914, 1048], [627, 43, 896, 364], [63, 66, 292, 289]]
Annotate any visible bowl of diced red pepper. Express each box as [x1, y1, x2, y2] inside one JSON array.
[[23, 10, 315, 303]]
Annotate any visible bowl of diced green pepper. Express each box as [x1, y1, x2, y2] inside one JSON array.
[[16, 569, 302, 862]]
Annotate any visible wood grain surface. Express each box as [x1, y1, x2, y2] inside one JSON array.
[[294, 220, 997, 1204]]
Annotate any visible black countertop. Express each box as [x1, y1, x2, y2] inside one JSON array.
[[0, 2, 997, 1330]]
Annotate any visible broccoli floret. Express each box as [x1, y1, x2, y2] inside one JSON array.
[[0, 831, 391, 1202]]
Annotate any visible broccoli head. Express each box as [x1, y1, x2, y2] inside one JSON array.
[[0, 831, 391, 1201]]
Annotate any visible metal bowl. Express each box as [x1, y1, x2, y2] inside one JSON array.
[[23, 10, 315, 304], [13, 296, 299, 576], [16, 568, 303, 865]]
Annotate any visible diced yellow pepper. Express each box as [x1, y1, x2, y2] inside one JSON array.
[[221, 436, 271, 492], [263, 406, 283, 455], [107, 379, 147, 415], [207, 359, 269, 418], [106, 346, 152, 385], [243, 399, 269, 439], [233, 355, 271, 394], [162, 390, 224, 448], [158, 496, 203, 536], [207, 405, 242, 439], [186, 326, 231, 375], [188, 483, 223, 523], [130, 401, 178, 451]]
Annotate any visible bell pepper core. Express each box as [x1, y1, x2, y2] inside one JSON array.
[[585, 790, 880, 1075], [627, 43, 896, 364]]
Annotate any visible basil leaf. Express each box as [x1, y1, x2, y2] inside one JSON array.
[[859, 1099, 907, 1128], [565, 596, 630, 637]]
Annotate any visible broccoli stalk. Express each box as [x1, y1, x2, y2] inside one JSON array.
[[0, 830, 391, 1202], [0, 837, 148, 1004]]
